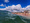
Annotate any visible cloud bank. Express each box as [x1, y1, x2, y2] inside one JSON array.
[[0, 4, 30, 12]]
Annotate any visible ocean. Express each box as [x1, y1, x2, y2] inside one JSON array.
[[0, 10, 30, 23]]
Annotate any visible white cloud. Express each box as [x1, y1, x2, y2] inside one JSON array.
[[0, 4, 4, 6], [0, 4, 30, 12], [6, 4, 30, 12], [4, 0, 9, 3], [0, 8, 6, 10], [25, 5, 30, 10], [5, 4, 22, 12]]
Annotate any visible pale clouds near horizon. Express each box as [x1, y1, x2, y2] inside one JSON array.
[[0, 4, 30, 12]]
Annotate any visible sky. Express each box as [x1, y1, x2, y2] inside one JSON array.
[[0, 0, 30, 12]]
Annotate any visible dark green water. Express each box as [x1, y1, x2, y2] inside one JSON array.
[[0, 10, 30, 23]]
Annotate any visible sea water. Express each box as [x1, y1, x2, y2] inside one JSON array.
[[0, 11, 30, 23]]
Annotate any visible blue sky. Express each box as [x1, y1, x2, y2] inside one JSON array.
[[0, 0, 30, 8], [0, 0, 30, 12]]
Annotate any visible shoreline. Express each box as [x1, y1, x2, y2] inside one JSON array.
[[12, 12, 30, 19]]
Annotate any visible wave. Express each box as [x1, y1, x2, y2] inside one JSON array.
[[0, 10, 30, 23]]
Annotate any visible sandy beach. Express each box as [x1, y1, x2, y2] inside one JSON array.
[[12, 12, 30, 19]]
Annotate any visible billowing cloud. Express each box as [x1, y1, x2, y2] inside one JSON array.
[[0, 4, 30, 12], [5, 4, 22, 12], [4, 0, 9, 3], [25, 5, 30, 10]]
